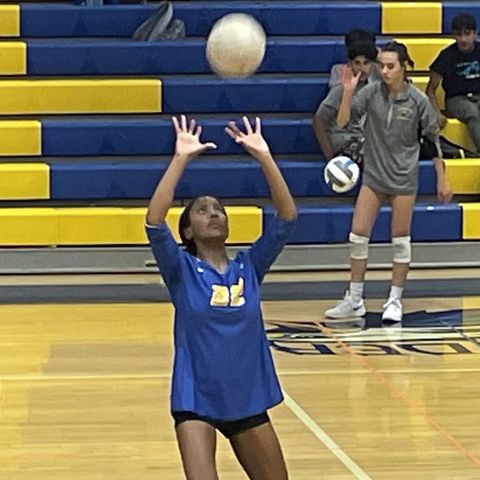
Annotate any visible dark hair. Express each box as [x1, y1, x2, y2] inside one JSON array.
[[347, 41, 378, 61], [451, 12, 477, 33], [382, 41, 414, 69], [178, 196, 226, 256], [179, 199, 197, 255], [345, 29, 376, 47]]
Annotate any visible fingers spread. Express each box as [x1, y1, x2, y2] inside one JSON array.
[[255, 116, 261, 134], [172, 116, 180, 132], [242, 116, 253, 134], [227, 121, 242, 135], [225, 126, 236, 139]]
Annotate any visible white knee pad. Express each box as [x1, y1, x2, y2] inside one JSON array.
[[392, 236, 411, 263], [349, 232, 369, 260]]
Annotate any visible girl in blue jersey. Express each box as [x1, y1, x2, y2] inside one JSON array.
[[146, 115, 297, 480]]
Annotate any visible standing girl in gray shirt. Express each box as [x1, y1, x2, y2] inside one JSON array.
[[325, 42, 453, 323]]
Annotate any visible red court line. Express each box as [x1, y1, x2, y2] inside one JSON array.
[[316, 322, 480, 468]]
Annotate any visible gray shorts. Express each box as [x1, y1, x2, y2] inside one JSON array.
[[363, 173, 417, 196]]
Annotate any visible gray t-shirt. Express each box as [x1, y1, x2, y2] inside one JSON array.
[[351, 81, 441, 195]]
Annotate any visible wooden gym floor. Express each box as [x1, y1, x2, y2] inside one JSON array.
[[1, 271, 480, 479]]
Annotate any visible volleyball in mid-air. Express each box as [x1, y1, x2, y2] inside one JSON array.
[[206, 13, 266, 78], [324, 156, 360, 193]]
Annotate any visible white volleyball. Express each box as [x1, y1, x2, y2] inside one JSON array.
[[206, 13, 266, 78], [324, 156, 360, 193]]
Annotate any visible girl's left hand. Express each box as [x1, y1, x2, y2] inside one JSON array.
[[225, 116, 270, 159]]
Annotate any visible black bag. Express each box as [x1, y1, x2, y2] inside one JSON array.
[[132, 1, 185, 41], [420, 135, 478, 159]]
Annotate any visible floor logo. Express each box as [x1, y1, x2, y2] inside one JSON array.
[[266, 309, 480, 356]]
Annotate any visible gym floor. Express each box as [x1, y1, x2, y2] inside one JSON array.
[[1, 270, 479, 478]]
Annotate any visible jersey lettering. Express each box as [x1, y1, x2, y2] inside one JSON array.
[[209, 278, 245, 307]]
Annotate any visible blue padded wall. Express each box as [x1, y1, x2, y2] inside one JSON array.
[[41, 118, 319, 156], [263, 203, 462, 244], [41, 119, 449, 159], [49, 160, 438, 200], [442, 3, 480, 33], [20, 5, 155, 37], [27, 39, 352, 75], [161, 77, 327, 113], [20, 3, 381, 37]]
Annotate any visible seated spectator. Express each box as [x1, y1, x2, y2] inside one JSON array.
[[329, 29, 380, 89], [313, 41, 378, 162], [426, 12, 480, 152]]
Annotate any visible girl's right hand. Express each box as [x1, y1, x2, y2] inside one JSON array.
[[225, 116, 270, 160], [339, 65, 361, 95], [172, 115, 217, 160]]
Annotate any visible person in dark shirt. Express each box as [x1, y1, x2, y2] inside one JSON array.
[[426, 12, 480, 151]]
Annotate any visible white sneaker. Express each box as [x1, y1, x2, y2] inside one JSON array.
[[382, 297, 402, 322], [325, 291, 366, 319]]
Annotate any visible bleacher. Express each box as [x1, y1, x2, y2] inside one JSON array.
[[1, 1, 480, 273]]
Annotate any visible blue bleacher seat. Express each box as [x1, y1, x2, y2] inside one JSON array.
[[442, 3, 480, 33], [20, 3, 381, 38], [263, 204, 462, 244], [49, 159, 438, 200], [27, 39, 356, 75], [41, 117, 319, 156]]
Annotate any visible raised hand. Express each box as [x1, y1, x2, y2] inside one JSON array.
[[225, 116, 270, 160], [339, 64, 360, 95], [172, 115, 217, 160]]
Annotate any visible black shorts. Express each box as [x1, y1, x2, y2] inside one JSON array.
[[172, 411, 270, 439]]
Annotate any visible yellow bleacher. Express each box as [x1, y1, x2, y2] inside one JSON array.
[[0, 120, 40, 156], [382, 2, 442, 34], [0, 41, 25, 74], [0, 79, 161, 114], [0, 5, 19, 37], [395, 38, 453, 71], [0, 206, 262, 246], [1, 0, 479, 246], [446, 160, 480, 194], [460, 203, 480, 239], [0, 163, 48, 199]]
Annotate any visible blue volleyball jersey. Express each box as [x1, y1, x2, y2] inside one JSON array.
[[146, 215, 295, 421]]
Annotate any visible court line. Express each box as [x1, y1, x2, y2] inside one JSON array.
[[0, 367, 480, 382], [315, 322, 480, 469], [283, 390, 372, 480], [0, 373, 171, 381], [439, 319, 480, 348], [281, 368, 480, 375]]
